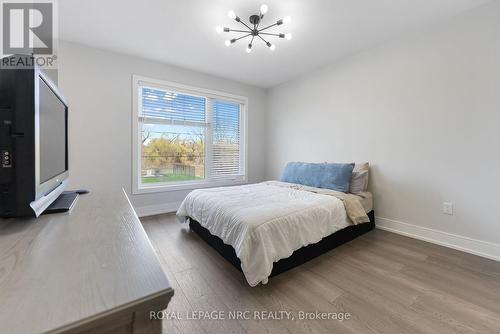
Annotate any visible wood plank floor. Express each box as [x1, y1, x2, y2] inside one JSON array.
[[142, 214, 500, 334]]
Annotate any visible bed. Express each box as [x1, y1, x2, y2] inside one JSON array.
[[177, 177, 374, 287]]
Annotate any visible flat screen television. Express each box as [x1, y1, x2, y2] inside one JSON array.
[[0, 56, 69, 217]]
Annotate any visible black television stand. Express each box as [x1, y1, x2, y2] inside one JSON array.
[[42, 191, 80, 215]]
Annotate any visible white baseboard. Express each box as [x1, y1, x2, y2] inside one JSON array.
[[376, 216, 500, 262], [133, 205, 500, 261], [135, 201, 182, 218]]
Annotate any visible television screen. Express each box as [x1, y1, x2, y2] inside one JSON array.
[[39, 77, 67, 184]]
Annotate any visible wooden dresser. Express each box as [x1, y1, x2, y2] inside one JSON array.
[[0, 190, 173, 333]]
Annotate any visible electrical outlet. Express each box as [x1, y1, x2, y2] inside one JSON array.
[[443, 202, 453, 215]]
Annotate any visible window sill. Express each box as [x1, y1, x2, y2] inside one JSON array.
[[132, 178, 247, 194]]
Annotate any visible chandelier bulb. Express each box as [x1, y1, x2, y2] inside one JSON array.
[[228, 10, 237, 20]]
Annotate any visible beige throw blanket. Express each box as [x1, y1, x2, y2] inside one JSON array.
[[264, 181, 371, 225]]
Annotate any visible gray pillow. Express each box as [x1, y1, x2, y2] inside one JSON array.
[[350, 163, 369, 194]]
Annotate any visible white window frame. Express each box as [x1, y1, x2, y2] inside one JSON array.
[[132, 75, 248, 194]]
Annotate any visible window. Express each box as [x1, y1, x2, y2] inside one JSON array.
[[132, 76, 247, 193]]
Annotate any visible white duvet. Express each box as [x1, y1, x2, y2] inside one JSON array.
[[176, 181, 351, 287]]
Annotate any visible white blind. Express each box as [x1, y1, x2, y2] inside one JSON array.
[[140, 86, 206, 124], [211, 100, 241, 178]]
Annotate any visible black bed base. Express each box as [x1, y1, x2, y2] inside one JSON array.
[[189, 210, 375, 278]]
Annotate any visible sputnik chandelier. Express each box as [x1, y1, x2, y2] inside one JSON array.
[[216, 4, 292, 53]]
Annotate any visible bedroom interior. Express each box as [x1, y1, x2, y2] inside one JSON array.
[[1, 0, 499, 333]]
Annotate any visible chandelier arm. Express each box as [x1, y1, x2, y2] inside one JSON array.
[[258, 23, 277, 32], [250, 35, 255, 45], [228, 29, 252, 33], [256, 14, 264, 29], [257, 34, 270, 45], [259, 32, 281, 37], [234, 33, 252, 42], [237, 20, 254, 32]]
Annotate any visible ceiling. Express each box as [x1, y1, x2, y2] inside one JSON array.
[[59, 0, 492, 88]]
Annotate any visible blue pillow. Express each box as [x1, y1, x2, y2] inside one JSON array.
[[280, 162, 355, 192]]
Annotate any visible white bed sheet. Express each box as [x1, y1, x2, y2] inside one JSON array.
[[176, 181, 351, 286]]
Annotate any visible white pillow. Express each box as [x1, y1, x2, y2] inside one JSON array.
[[350, 162, 369, 194]]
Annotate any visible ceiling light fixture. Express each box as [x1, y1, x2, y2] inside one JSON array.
[[216, 4, 292, 53]]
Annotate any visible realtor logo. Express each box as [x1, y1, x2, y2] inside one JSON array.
[[1, 0, 57, 69], [2, 1, 53, 54]]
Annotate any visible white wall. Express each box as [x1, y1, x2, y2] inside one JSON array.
[[57, 3, 500, 258], [266, 3, 500, 251], [58, 41, 267, 214]]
